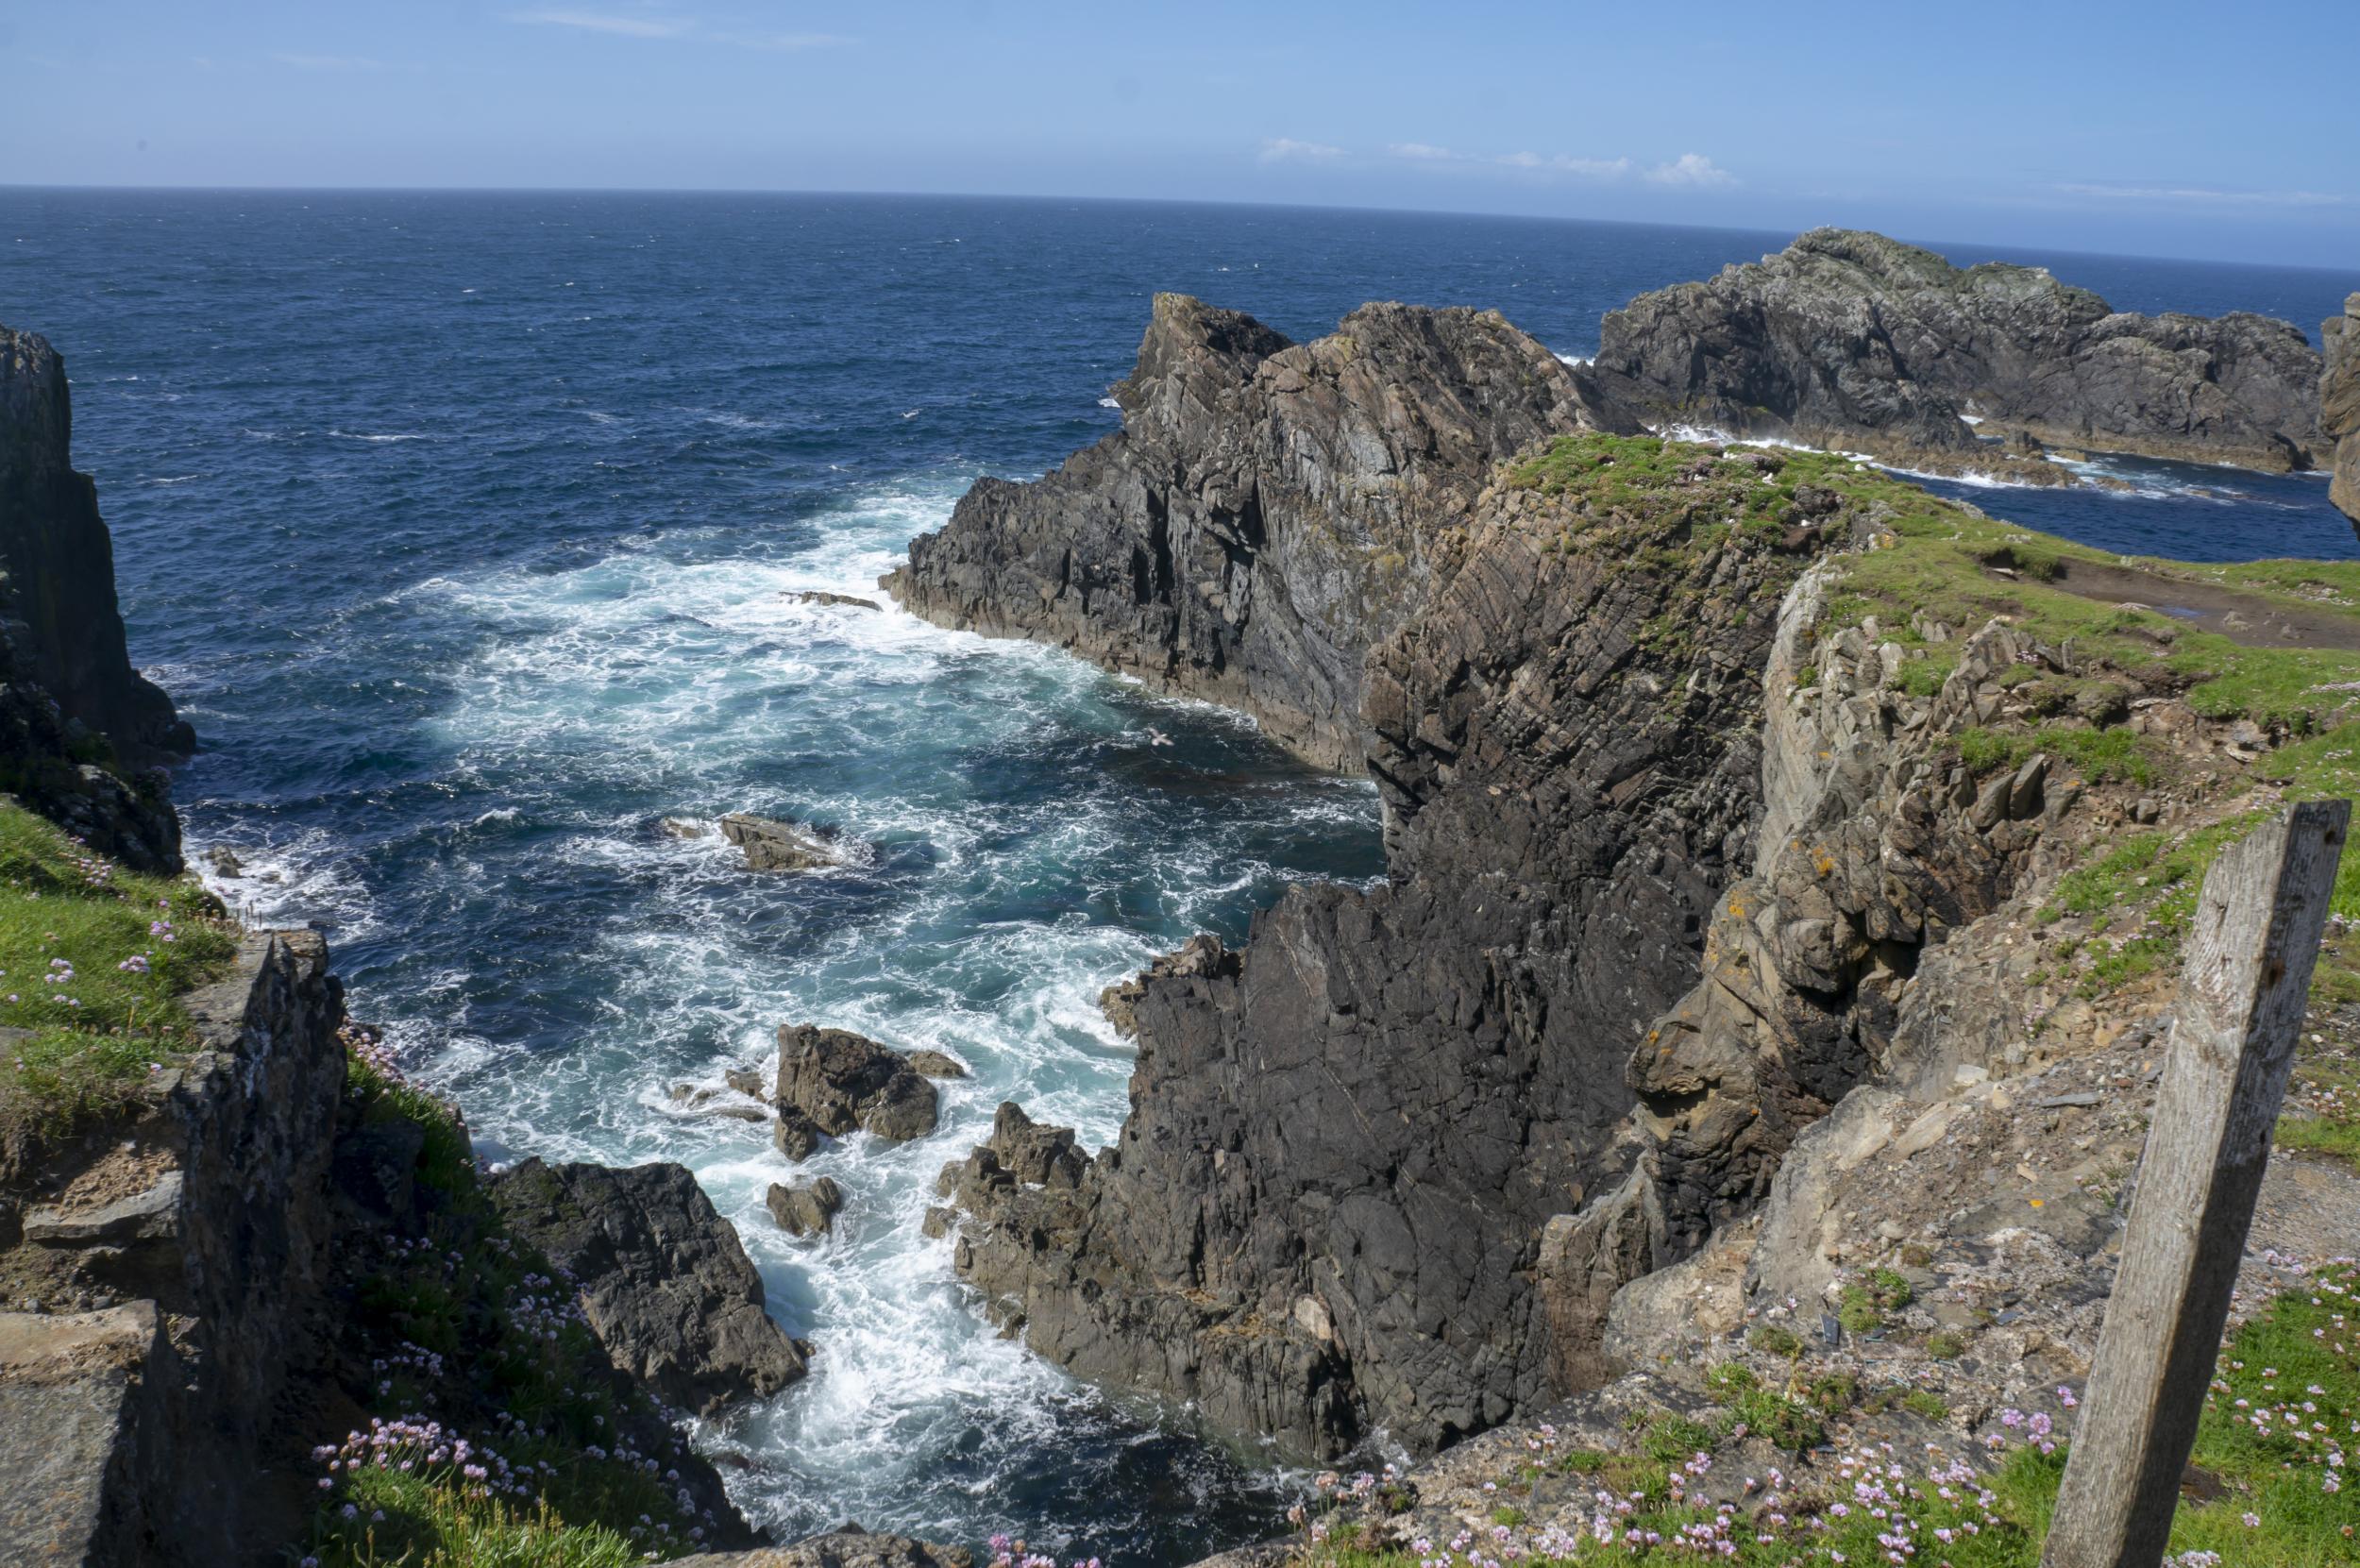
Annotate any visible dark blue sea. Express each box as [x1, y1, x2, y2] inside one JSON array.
[[2, 190, 2354, 1561]]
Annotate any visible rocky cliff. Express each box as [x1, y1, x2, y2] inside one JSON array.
[[2328, 291, 2360, 529], [1583, 228, 2326, 475], [932, 436, 2002, 1458], [0, 328, 192, 767], [885, 295, 1596, 768]]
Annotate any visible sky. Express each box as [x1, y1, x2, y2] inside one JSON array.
[[3, 0, 2355, 267]]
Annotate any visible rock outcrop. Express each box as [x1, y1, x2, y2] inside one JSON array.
[[488, 1156, 810, 1415], [774, 1024, 939, 1145], [719, 812, 843, 872], [767, 1175, 845, 1238], [2327, 292, 2360, 529], [885, 294, 1597, 768], [936, 435, 1890, 1458], [0, 326, 193, 767], [674, 1528, 972, 1568], [1584, 228, 2326, 474], [0, 932, 349, 1563]]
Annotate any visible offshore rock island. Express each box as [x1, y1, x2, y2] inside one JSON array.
[[5, 225, 2360, 1566]]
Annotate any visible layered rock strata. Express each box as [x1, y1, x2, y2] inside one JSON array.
[[934, 437, 1889, 1458], [885, 295, 1596, 768], [1584, 228, 2326, 473], [2327, 292, 2360, 529]]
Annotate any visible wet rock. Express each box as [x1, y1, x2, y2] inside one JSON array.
[[718, 813, 841, 872], [659, 815, 710, 838], [774, 1108, 824, 1162], [774, 1025, 938, 1144], [667, 1084, 769, 1124], [784, 591, 881, 612], [1098, 935, 1235, 1038], [766, 1176, 845, 1238], [203, 845, 244, 877], [488, 1157, 807, 1414], [903, 1051, 968, 1080]]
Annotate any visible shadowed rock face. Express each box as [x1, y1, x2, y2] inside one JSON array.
[[885, 294, 1591, 769], [938, 445, 1861, 1458], [0, 326, 193, 767], [489, 1157, 808, 1415], [1584, 228, 2326, 473], [2327, 293, 2360, 531]]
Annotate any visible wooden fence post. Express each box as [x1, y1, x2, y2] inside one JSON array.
[[2040, 799, 2350, 1568]]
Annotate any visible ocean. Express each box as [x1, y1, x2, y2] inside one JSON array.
[[3, 189, 2354, 1562]]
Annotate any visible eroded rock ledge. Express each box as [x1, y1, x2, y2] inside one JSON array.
[[2326, 291, 2360, 530], [1582, 228, 2327, 475]]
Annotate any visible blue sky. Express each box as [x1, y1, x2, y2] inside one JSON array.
[[4, 0, 2354, 266]]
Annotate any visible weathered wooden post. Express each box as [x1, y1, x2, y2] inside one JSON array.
[[2040, 799, 2350, 1568]]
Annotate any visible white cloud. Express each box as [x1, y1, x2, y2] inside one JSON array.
[[1387, 142, 1461, 162], [271, 52, 385, 70], [1498, 151, 1630, 177], [511, 10, 694, 38], [1260, 138, 1346, 163], [1645, 153, 1736, 189], [2055, 181, 2350, 209]]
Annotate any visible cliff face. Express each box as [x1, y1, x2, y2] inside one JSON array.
[[2327, 292, 2360, 529], [0, 327, 193, 767], [1585, 228, 2326, 473], [0, 933, 348, 1564], [936, 439, 1917, 1458], [885, 295, 1592, 768]]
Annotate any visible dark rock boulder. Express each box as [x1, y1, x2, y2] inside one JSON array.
[[488, 1157, 807, 1414], [1585, 228, 2325, 473], [2327, 293, 2360, 530], [774, 1025, 938, 1144], [718, 812, 842, 872], [904, 1050, 967, 1080], [766, 1176, 845, 1238], [886, 294, 1592, 768], [1098, 934, 1234, 1038]]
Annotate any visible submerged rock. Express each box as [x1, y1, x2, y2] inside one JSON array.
[[488, 1157, 807, 1414], [717, 812, 841, 872], [784, 590, 881, 612], [766, 1175, 845, 1238], [774, 1025, 938, 1144], [1585, 228, 2326, 474]]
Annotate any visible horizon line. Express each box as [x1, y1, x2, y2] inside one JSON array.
[[5, 180, 2359, 279]]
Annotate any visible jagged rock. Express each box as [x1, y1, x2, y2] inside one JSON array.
[[903, 1050, 968, 1079], [717, 812, 841, 872], [1098, 934, 1234, 1038], [886, 293, 1594, 768], [488, 1157, 807, 1414], [670, 1528, 972, 1568], [667, 1084, 768, 1124], [784, 590, 881, 612], [774, 1108, 824, 1162], [937, 434, 1860, 1458], [766, 1176, 845, 1238], [2327, 292, 2360, 530], [1584, 228, 2325, 473], [0, 325, 194, 766], [774, 1025, 937, 1144]]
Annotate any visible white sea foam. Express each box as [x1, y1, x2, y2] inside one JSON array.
[[336, 471, 1373, 1541], [326, 429, 436, 443]]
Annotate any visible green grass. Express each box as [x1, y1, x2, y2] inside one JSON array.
[[301, 1046, 722, 1566], [1298, 1265, 2359, 1565], [1955, 724, 2165, 787], [0, 801, 240, 1141]]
